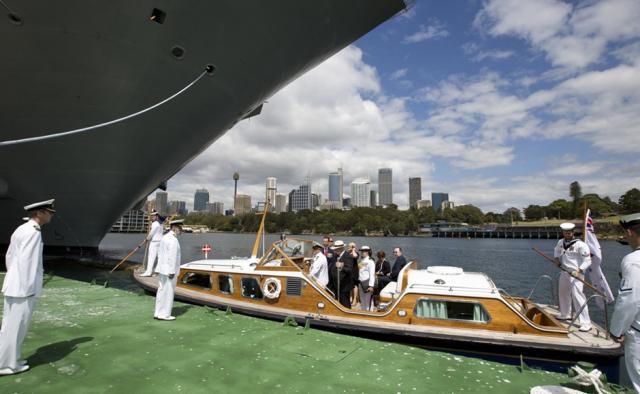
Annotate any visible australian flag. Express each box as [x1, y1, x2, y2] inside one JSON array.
[[585, 209, 614, 309]]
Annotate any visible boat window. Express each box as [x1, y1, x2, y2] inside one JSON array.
[[218, 275, 234, 294], [182, 272, 212, 290], [414, 299, 490, 323], [241, 278, 263, 299]]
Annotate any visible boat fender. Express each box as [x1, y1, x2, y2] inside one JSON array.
[[263, 278, 282, 299]]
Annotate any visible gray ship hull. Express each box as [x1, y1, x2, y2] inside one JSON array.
[[0, 1, 405, 255]]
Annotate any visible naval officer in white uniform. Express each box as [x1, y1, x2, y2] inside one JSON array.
[[309, 243, 329, 288], [610, 213, 640, 392], [140, 211, 163, 277], [153, 219, 183, 321], [553, 222, 592, 331], [0, 199, 55, 376]]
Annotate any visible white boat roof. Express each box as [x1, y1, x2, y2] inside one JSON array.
[[405, 266, 498, 298], [182, 258, 258, 272]]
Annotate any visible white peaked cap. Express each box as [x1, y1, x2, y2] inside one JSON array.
[[560, 222, 575, 231], [620, 213, 640, 229], [169, 219, 184, 225], [24, 199, 56, 212]]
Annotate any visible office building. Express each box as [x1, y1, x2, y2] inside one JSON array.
[[370, 190, 377, 207], [265, 177, 277, 208], [234, 194, 252, 215], [289, 184, 311, 212], [207, 201, 224, 215], [350, 178, 370, 207], [432, 192, 449, 213], [378, 168, 392, 206], [442, 200, 455, 211], [408, 178, 421, 208], [275, 194, 287, 213], [416, 200, 432, 209], [328, 168, 343, 207], [193, 188, 209, 212], [169, 200, 187, 216], [155, 191, 168, 215]]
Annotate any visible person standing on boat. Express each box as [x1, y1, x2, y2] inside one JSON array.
[[328, 240, 355, 308], [0, 199, 55, 376], [310, 243, 329, 288], [348, 242, 360, 307], [553, 222, 592, 332], [322, 236, 333, 256], [153, 219, 183, 321], [140, 211, 163, 277], [357, 246, 376, 311], [610, 213, 640, 393]]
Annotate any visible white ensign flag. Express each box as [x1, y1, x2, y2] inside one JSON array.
[[585, 209, 614, 309]]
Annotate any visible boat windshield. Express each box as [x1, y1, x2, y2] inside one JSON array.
[[259, 239, 314, 266]]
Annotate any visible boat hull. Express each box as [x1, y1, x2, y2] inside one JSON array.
[[0, 1, 405, 254]]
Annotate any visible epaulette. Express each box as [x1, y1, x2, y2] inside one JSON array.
[[33, 225, 41, 231]]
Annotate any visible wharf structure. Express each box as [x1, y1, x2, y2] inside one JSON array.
[[428, 225, 583, 239]]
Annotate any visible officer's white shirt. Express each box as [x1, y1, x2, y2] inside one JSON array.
[[146, 221, 163, 242], [553, 238, 592, 272], [610, 249, 640, 337], [310, 252, 329, 288], [358, 256, 376, 288], [154, 231, 181, 276], [2, 219, 44, 298]]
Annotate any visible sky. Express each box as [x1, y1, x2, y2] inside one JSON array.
[[163, 0, 640, 213]]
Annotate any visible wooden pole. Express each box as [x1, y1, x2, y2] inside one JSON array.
[[251, 201, 269, 259], [531, 247, 605, 297], [110, 240, 146, 273], [141, 212, 153, 270]]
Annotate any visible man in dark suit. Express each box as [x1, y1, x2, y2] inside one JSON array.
[[378, 247, 408, 290], [327, 240, 355, 308]]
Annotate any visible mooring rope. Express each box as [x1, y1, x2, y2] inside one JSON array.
[[0, 68, 210, 147]]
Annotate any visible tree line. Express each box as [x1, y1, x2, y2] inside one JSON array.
[[182, 184, 640, 235]]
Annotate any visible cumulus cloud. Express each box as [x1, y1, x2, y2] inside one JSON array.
[[403, 20, 449, 44], [462, 42, 514, 62], [476, 0, 640, 69]]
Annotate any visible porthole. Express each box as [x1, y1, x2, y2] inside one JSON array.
[[170, 46, 185, 60]]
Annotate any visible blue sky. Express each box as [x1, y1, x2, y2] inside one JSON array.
[[168, 0, 640, 213]]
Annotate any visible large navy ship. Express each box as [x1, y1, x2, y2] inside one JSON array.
[[0, 1, 406, 255]]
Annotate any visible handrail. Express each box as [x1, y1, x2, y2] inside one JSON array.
[[497, 288, 525, 313], [566, 294, 610, 339], [527, 275, 555, 303]]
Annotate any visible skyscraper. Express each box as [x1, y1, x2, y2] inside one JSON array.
[[432, 192, 449, 213], [378, 168, 392, 206], [234, 194, 251, 215], [194, 188, 209, 212], [156, 191, 168, 215], [408, 177, 421, 208], [207, 202, 224, 215], [265, 177, 277, 208], [290, 183, 311, 212], [328, 167, 343, 207], [275, 194, 287, 213], [350, 178, 370, 207], [370, 190, 377, 207]]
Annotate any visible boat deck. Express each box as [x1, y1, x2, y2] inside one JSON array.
[[0, 263, 598, 393]]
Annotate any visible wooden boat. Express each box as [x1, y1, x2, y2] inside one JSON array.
[[133, 208, 622, 378]]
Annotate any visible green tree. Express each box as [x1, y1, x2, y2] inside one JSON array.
[[453, 205, 484, 225], [619, 188, 640, 214], [503, 207, 523, 223], [580, 194, 614, 217], [546, 199, 572, 219], [523, 205, 545, 221], [570, 181, 582, 218]]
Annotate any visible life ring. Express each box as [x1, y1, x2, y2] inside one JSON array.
[[263, 277, 282, 299]]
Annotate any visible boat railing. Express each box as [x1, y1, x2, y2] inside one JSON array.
[[497, 288, 524, 312], [567, 294, 610, 339], [184, 262, 249, 270], [527, 275, 556, 305]]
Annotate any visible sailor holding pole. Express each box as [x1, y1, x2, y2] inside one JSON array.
[[153, 219, 183, 321], [0, 199, 55, 375], [140, 211, 163, 277], [553, 222, 592, 332], [610, 213, 640, 392]]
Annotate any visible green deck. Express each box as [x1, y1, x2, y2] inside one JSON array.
[[0, 264, 614, 393]]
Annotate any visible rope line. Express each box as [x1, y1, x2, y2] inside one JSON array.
[[0, 69, 209, 147]]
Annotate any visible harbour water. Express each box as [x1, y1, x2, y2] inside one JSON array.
[[101, 233, 628, 325]]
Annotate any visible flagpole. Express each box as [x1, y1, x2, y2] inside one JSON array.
[[583, 201, 588, 242]]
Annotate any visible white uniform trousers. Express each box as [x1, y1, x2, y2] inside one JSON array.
[[143, 241, 161, 276], [558, 272, 591, 327], [624, 328, 640, 393], [0, 296, 37, 369], [154, 274, 176, 318], [358, 284, 374, 311]]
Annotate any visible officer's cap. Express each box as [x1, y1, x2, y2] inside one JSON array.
[[150, 210, 159, 216], [169, 219, 184, 226], [559, 222, 575, 231], [359, 245, 372, 252], [312, 242, 323, 250], [24, 199, 56, 213], [620, 213, 640, 229]]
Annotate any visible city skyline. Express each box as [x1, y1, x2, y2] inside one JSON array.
[[156, 1, 640, 213]]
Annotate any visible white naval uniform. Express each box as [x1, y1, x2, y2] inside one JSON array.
[[309, 253, 329, 288], [610, 248, 640, 393], [153, 230, 181, 319], [553, 238, 592, 327], [357, 256, 376, 311], [142, 221, 163, 276], [0, 219, 43, 370]]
